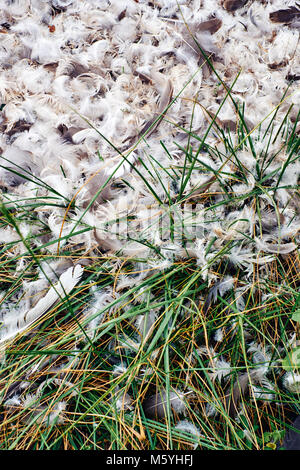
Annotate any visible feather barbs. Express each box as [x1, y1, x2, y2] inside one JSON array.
[[0, 264, 84, 346]]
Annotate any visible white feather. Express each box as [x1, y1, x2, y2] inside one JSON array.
[[256, 238, 297, 254], [0, 265, 84, 345]]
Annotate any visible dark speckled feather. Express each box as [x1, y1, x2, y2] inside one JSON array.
[[270, 6, 300, 24], [222, 0, 249, 12]]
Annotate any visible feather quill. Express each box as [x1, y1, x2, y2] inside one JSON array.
[[0, 264, 83, 345]]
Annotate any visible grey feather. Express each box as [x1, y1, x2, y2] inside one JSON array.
[[225, 370, 260, 418], [143, 388, 188, 419], [283, 416, 300, 450], [203, 276, 235, 314]]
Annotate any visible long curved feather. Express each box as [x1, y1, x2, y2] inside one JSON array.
[[0, 264, 83, 345], [256, 239, 297, 255]]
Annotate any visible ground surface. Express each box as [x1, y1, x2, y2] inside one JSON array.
[[0, 0, 299, 450]]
